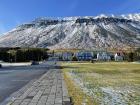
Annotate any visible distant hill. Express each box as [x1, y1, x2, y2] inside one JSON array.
[[0, 14, 140, 50]]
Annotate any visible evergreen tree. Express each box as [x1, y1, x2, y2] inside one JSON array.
[[128, 52, 134, 62]]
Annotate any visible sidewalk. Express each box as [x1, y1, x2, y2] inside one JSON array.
[[7, 69, 71, 105]]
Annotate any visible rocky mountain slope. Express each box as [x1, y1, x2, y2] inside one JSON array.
[[0, 14, 140, 50]]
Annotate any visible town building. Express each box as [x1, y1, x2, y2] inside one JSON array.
[[97, 52, 111, 61], [114, 53, 123, 61], [62, 52, 73, 61], [76, 51, 93, 61]]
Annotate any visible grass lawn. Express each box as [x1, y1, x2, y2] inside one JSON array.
[[62, 62, 140, 105]]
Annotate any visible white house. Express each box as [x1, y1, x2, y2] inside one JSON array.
[[114, 53, 123, 61], [62, 52, 73, 61], [53, 52, 63, 60], [97, 52, 111, 61], [97, 52, 103, 61]]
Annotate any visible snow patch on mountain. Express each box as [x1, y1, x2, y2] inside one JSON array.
[[0, 14, 140, 50]]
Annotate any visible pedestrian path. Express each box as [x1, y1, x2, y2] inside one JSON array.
[[7, 69, 71, 105]]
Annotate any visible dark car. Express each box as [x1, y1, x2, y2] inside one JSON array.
[[31, 61, 39, 65], [0, 64, 2, 68]]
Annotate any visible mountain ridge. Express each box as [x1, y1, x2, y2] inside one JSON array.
[[0, 13, 140, 50]]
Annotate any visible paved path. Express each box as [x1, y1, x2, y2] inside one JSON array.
[[7, 69, 71, 105], [0, 66, 48, 104]]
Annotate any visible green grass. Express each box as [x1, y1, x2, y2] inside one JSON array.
[[62, 62, 140, 105]]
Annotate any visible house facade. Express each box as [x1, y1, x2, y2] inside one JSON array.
[[76, 51, 93, 61], [62, 52, 73, 61], [97, 52, 111, 61], [114, 53, 123, 61]]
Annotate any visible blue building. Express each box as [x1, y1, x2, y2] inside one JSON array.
[[76, 51, 93, 61]]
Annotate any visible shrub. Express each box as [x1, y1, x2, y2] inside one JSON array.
[[72, 56, 78, 61]]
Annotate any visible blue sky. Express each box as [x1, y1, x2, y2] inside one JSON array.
[[0, 0, 140, 34]]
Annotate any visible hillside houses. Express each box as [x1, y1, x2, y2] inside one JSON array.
[[52, 50, 125, 62]]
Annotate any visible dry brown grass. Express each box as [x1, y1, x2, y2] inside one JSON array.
[[62, 62, 140, 104], [63, 71, 98, 105]]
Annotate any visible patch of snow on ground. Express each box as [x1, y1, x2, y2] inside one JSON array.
[[1, 62, 31, 67], [67, 71, 139, 105]]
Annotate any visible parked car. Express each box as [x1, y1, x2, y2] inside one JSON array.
[[31, 61, 39, 65], [0, 64, 2, 68]]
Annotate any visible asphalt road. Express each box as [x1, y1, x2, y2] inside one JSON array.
[[0, 61, 54, 104]]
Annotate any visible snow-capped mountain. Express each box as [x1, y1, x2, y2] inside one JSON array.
[[0, 14, 140, 50]]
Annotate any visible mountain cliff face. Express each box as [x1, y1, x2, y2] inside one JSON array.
[[0, 14, 140, 50]]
